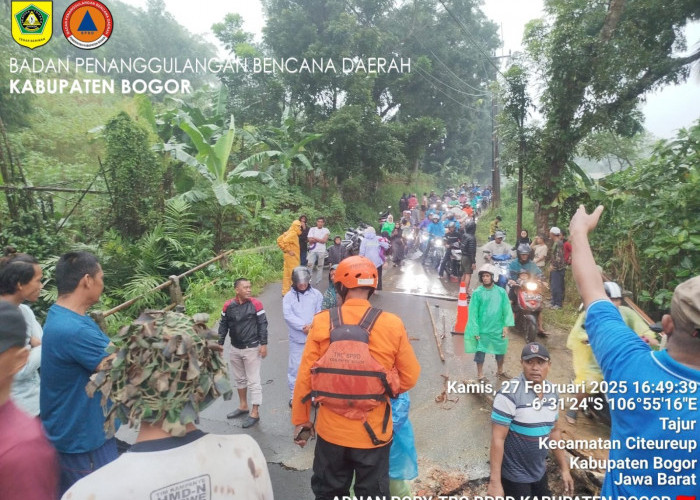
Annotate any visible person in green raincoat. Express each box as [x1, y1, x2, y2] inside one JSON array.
[[465, 264, 515, 380]]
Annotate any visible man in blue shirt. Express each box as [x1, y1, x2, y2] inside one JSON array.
[[569, 205, 700, 497], [421, 214, 445, 265], [40, 252, 117, 495]]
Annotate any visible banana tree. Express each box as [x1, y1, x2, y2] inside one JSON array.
[[164, 113, 273, 251]]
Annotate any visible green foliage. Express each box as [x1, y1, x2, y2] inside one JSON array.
[[184, 250, 283, 318], [103, 112, 164, 239], [477, 182, 537, 244], [0, 210, 66, 261], [507, 0, 700, 232], [585, 122, 700, 313]]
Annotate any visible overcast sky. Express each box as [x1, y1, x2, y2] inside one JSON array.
[[121, 0, 699, 139]]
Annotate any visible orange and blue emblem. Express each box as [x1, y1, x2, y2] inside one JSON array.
[[11, 1, 53, 49], [62, 0, 112, 50]]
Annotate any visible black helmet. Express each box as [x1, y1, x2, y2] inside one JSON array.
[[516, 243, 532, 255], [446, 221, 456, 229]]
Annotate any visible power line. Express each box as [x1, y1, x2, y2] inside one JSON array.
[[437, 0, 506, 80], [411, 35, 491, 97], [414, 67, 488, 113], [415, 63, 488, 98]]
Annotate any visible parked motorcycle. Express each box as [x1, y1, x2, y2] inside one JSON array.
[[509, 276, 544, 343], [378, 206, 392, 224], [342, 223, 367, 255]]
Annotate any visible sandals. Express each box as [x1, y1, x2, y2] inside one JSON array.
[[226, 408, 249, 419]]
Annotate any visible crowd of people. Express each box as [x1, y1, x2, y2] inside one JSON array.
[[1, 196, 699, 500]]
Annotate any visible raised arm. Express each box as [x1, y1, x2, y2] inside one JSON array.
[[569, 205, 608, 308]]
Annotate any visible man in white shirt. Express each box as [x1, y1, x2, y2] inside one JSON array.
[[61, 311, 273, 500], [307, 216, 330, 287]]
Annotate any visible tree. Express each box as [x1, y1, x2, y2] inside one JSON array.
[[103, 112, 164, 239], [517, 0, 700, 234], [165, 114, 273, 251]]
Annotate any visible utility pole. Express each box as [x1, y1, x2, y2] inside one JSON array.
[[490, 54, 512, 211], [491, 96, 500, 209]]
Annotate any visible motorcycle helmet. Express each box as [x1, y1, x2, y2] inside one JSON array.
[[446, 221, 456, 230], [516, 243, 532, 255], [604, 281, 622, 299], [292, 266, 311, 287], [494, 230, 505, 239], [431, 213, 440, 221], [334, 256, 378, 289], [478, 263, 495, 283]]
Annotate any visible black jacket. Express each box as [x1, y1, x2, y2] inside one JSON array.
[[218, 297, 268, 348], [460, 233, 477, 265], [327, 243, 348, 266]]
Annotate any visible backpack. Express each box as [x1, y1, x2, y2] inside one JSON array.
[[303, 306, 400, 445]]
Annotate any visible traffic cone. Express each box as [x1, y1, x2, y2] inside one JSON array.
[[451, 281, 469, 335]]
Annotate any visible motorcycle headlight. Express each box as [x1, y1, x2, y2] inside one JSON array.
[[526, 282, 538, 291], [421, 234, 428, 241], [435, 239, 444, 247], [406, 234, 414, 240]]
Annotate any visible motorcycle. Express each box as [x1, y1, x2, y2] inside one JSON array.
[[509, 276, 544, 343], [483, 251, 512, 288], [378, 206, 392, 224], [420, 232, 444, 267], [342, 223, 367, 256], [446, 241, 462, 282]]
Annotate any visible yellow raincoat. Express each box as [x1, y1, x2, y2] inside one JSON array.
[[277, 220, 302, 295]]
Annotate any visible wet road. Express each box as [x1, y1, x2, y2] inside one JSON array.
[[117, 248, 588, 497]]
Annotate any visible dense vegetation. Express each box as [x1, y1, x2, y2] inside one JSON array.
[[0, 0, 697, 326]]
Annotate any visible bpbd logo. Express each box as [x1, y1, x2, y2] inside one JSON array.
[[11, 1, 53, 49], [62, 0, 112, 49]]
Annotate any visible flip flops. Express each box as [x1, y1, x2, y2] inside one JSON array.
[[226, 408, 249, 419]]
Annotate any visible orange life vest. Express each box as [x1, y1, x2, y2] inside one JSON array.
[[303, 307, 400, 445]]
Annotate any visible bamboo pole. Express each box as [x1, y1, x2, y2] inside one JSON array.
[[426, 300, 445, 362], [100, 245, 276, 318]]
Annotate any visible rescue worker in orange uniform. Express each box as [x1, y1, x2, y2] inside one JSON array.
[[277, 220, 303, 295], [291, 256, 421, 500]]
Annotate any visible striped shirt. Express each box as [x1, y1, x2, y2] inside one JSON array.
[[491, 373, 559, 483]]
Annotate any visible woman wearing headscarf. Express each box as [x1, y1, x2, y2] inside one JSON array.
[[277, 220, 303, 295], [359, 226, 390, 292]]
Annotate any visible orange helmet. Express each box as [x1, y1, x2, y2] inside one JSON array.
[[334, 256, 378, 289]]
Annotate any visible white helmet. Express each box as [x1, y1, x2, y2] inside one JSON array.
[[604, 281, 622, 299], [478, 264, 496, 282]]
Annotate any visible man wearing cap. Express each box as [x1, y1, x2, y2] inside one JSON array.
[[548, 226, 566, 309], [482, 230, 510, 262], [487, 343, 574, 498], [0, 301, 59, 499], [569, 205, 700, 497], [62, 310, 274, 500]]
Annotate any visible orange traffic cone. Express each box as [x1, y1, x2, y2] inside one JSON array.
[[452, 281, 469, 335]]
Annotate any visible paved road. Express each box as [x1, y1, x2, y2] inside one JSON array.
[[118, 248, 587, 497]]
